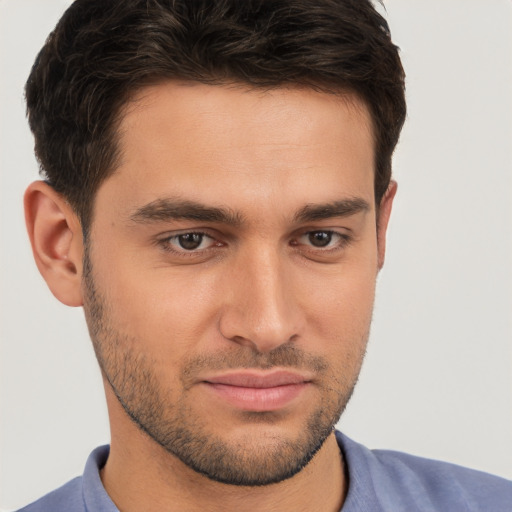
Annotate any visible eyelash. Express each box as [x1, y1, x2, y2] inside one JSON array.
[[157, 230, 352, 257], [157, 231, 222, 256], [292, 231, 352, 251]]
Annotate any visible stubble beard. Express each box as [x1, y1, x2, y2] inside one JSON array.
[[82, 246, 366, 486]]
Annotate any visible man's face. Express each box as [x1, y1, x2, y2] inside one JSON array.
[[83, 83, 387, 485]]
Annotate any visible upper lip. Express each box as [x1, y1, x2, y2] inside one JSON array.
[[203, 370, 312, 388]]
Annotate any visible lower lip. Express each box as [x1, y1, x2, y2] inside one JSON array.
[[203, 382, 309, 412]]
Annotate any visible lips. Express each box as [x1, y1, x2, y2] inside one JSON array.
[[201, 370, 312, 412]]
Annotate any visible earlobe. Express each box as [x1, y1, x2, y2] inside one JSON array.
[[377, 180, 397, 270], [24, 181, 84, 307]]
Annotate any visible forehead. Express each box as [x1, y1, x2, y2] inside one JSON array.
[[98, 82, 376, 222], [120, 81, 374, 156]]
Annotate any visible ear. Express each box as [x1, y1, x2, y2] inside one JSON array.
[[24, 181, 84, 307], [376, 180, 397, 270]]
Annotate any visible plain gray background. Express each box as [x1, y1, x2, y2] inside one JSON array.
[[1, 1, 511, 509]]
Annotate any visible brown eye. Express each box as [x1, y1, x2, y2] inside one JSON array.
[[308, 231, 332, 247], [177, 233, 204, 250], [158, 231, 224, 257]]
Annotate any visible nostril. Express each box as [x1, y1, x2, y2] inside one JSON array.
[[230, 335, 259, 350]]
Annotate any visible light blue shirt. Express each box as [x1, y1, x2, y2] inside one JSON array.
[[17, 431, 512, 511]]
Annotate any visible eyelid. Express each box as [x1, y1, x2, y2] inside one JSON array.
[[154, 227, 352, 260], [293, 229, 353, 251], [156, 230, 223, 255]]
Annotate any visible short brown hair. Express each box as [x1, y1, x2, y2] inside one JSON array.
[[25, 0, 406, 231]]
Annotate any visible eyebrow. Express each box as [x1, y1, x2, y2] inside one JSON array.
[[293, 198, 370, 222], [130, 198, 244, 226], [129, 196, 370, 226]]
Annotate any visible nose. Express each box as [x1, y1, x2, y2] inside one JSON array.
[[218, 245, 304, 353]]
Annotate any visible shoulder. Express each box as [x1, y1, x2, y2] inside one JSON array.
[[15, 445, 114, 512], [336, 431, 512, 512], [371, 446, 512, 509], [16, 477, 84, 512]]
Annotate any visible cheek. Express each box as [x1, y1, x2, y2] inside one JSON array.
[[89, 220, 378, 364], [91, 244, 223, 357], [293, 250, 377, 383], [299, 246, 378, 336], [304, 273, 375, 356]]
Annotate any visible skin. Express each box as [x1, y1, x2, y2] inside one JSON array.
[[25, 83, 396, 512]]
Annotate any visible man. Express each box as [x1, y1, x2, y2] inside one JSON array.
[[9, 0, 512, 510]]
